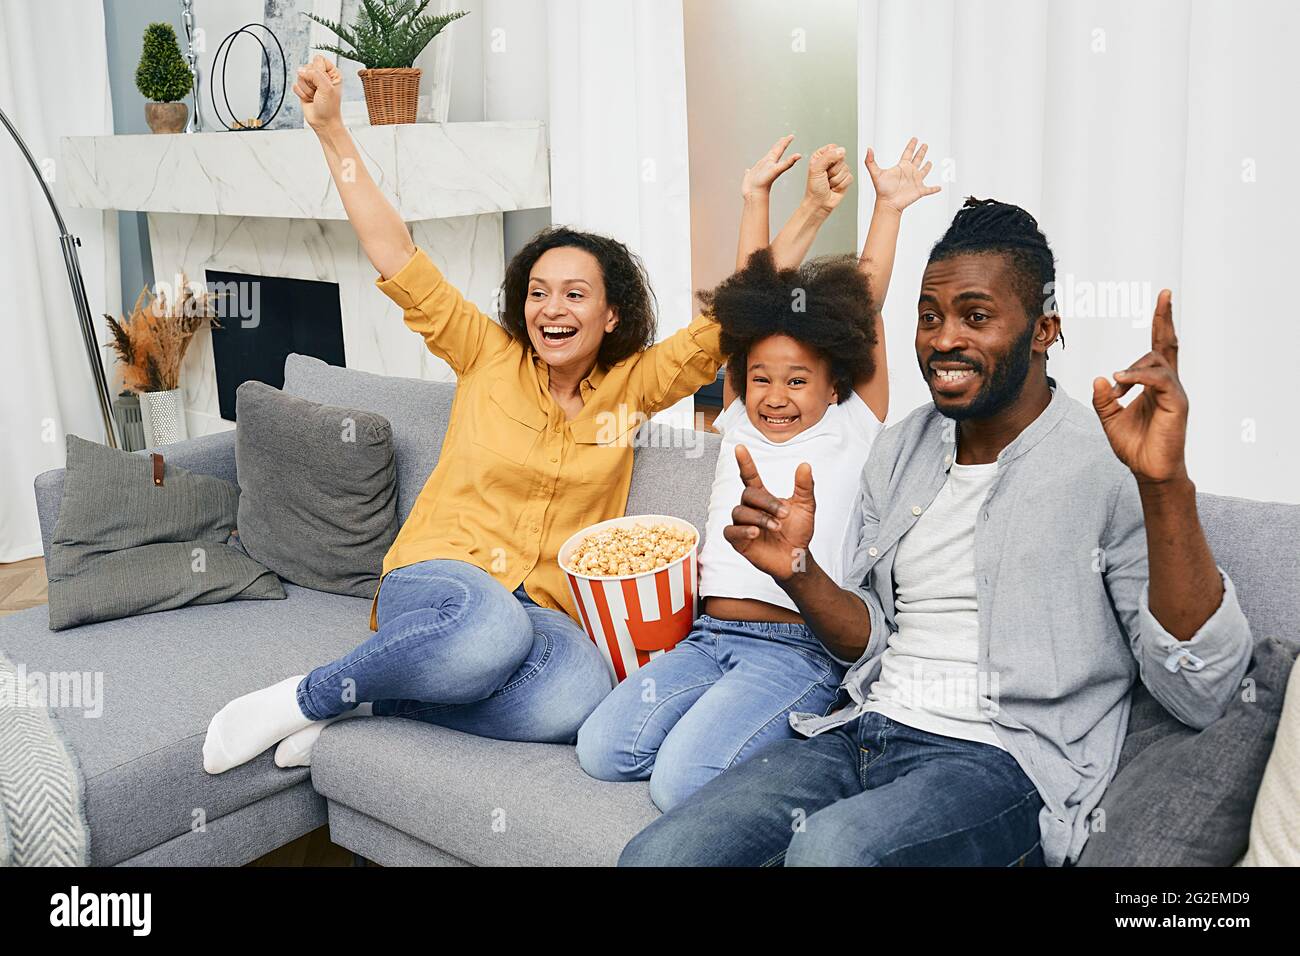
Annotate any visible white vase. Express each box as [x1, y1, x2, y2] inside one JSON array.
[[138, 388, 188, 447]]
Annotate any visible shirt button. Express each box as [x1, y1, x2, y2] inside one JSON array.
[[549, 456, 558, 463], [868, 547, 879, 557], [531, 524, 540, 533], [983, 511, 990, 521], [943, 455, 952, 467], [911, 506, 922, 516]]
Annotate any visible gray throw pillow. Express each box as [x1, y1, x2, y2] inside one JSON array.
[[1076, 636, 1296, 866], [234, 380, 397, 598], [46, 434, 285, 631]]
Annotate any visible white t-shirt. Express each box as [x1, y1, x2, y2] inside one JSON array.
[[699, 393, 884, 613], [862, 459, 1006, 749]]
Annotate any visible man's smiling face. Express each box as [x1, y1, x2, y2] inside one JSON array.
[[916, 252, 1053, 421]]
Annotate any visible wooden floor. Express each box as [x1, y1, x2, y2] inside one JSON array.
[[0, 556, 47, 617]]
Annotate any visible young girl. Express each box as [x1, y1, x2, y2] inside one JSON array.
[[576, 137, 940, 811]]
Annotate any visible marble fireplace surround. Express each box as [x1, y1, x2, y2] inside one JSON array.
[[61, 123, 550, 437]]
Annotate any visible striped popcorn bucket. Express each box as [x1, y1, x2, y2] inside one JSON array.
[[558, 515, 700, 684]]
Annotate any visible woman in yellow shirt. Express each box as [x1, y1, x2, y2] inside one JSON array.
[[202, 58, 853, 774]]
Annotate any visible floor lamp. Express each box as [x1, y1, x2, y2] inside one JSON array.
[[0, 104, 118, 449]]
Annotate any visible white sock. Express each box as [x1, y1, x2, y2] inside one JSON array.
[[273, 703, 374, 768], [203, 675, 312, 774]]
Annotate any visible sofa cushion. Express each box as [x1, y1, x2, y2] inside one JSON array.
[[46, 434, 285, 631], [235, 380, 398, 598], [1076, 636, 1296, 866], [1197, 492, 1300, 655], [311, 718, 659, 866], [0, 584, 373, 864], [625, 422, 721, 542], [282, 354, 452, 525]]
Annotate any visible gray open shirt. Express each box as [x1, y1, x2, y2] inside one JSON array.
[[789, 384, 1254, 866]]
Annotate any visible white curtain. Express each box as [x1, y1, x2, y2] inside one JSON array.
[[546, 0, 696, 427], [0, 0, 119, 561], [858, 0, 1299, 504]]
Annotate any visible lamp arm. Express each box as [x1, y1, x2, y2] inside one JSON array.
[[0, 104, 119, 448]]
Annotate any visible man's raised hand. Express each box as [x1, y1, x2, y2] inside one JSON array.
[[723, 445, 817, 582], [1091, 289, 1190, 485]]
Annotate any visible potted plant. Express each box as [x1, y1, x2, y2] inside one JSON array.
[[135, 22, 194, 134], [305, 0, 467, 125], [104, 278, 219, 446]]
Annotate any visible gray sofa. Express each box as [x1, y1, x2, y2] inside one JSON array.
[[3, 352, 1298, 866]]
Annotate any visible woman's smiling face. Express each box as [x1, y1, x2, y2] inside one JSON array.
[[523, 246, 619, 373]]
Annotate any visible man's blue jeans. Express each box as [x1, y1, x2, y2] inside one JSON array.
[[296, 559, 612, 743], [619, 710, 1045, 866], [576, 615, 844, 812]]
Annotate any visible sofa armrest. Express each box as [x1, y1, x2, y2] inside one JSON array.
[[34, 429, 239, 565]]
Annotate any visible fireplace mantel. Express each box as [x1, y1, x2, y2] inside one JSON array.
[[60, 122, 549, 221], [60, 122, 550, 439]]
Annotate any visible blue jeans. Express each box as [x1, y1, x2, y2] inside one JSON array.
[[619, 710, 1045, 866], [576, 615, 845, 812], [296, 559, 612, 743]]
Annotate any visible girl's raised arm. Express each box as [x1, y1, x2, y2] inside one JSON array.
[[855, 137, 941, 420], [736, 134, 801, 271]]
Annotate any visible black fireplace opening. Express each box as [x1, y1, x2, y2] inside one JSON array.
[[206, 270, 346, 421]]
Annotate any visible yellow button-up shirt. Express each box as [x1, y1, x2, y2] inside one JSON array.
[[366, 247, 724, 630]]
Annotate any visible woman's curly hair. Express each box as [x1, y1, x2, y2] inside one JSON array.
[[499, 226, 658, 367], [699, 248, 877, 403]]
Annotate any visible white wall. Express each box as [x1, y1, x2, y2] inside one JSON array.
[[858, 0, 1298, 505]]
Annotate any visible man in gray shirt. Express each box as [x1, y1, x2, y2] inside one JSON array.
[[620, 198, 1253, 867]]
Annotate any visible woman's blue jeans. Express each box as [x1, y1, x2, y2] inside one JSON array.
[[576, 615, 845, 812], [296, 559, 612, 743]]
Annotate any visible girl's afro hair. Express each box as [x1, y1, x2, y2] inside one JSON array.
[[699, 247, 877, 403]]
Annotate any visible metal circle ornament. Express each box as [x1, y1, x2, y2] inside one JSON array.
[[210, 23, 286, 131]]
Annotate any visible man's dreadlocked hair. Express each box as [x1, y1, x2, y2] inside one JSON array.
[[698, 248, 876, 403], [928, 197, 1061, 346]]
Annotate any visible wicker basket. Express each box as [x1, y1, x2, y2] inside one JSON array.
[[358, 67, 422, 125]]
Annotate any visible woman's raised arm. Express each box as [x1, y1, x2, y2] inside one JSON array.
[[294, 56, 416, 280]]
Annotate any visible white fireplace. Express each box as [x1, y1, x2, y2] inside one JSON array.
[[60, 122, 550, 437]]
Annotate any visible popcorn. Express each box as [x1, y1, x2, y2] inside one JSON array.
[[560, 514, 701, 682], [567, 522, 696, 577]]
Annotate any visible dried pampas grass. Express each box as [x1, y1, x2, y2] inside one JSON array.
[[105, 276, 221, 392]]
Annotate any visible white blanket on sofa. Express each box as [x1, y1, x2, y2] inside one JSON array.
[[0, 650, 89, 866]]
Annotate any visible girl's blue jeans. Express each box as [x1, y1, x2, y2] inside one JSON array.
[[295, 559, 612, 743], [576, 614, 846, 811]]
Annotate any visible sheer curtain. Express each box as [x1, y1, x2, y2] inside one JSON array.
[[547, 0, 696, 426], [858, 0, 1298, 504], [0, 0, 119, 561]]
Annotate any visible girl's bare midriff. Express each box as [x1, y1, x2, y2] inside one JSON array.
[[703, 596, 805, 625]]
